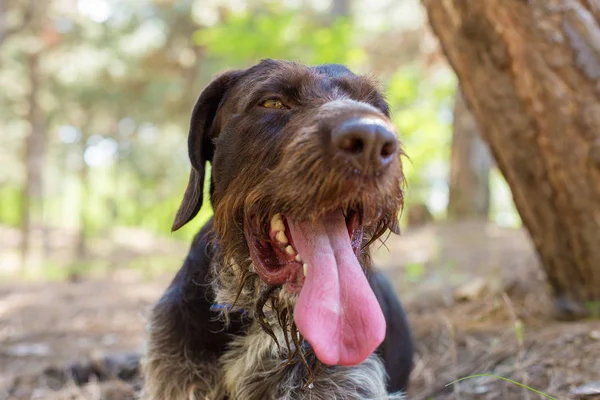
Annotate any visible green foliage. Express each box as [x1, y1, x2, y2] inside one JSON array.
[[385, 65, 457, 210], [0, 186, 23, 227], [195, 10, 365, 68], [585, 301, 600, 318], [404, 262, 427, 283], [0, 0, 463, 276], [513, 318, 524, 347]]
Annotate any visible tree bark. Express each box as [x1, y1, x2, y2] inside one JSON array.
[[423, 0, 600, 319], [447, 87, 492, 220]]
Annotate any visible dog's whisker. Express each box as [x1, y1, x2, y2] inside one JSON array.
[[255, 286, 281, 353], [289, 322, 314, 386], [231, 270, 250, 311], [277, 307, 293, 359]]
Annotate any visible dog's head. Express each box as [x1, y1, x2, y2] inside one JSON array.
[[173, 59, 405, 367]]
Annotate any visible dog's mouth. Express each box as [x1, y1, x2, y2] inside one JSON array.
[[245, 209, 362, 289], [243, 208, 386, 367]]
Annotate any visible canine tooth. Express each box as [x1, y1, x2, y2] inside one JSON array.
[[275, 231, 288, 244], [303, 263, 308, 277], [295, 254, 302, 262], [285, 245, 296, 255], [270, 214, 285, 232]]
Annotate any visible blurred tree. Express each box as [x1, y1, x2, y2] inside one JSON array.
[[0, 0, 463, 276], [0, 0, 33, 46], [424, 0, 600, 319], [20, 50, 44, 268], [17, 1, 57, 269], [447, 87, 492, 220], [331, 0, 350, 20]]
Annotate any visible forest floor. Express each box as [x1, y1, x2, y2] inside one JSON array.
[[1, 221, 599, 400]]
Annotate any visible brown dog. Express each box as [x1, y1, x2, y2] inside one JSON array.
[[141, 59, 413, 400]]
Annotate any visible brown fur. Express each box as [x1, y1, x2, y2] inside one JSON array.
[[141, 59, 413, 399]]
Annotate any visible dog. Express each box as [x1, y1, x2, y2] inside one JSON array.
[[140, 59, 414, 400]]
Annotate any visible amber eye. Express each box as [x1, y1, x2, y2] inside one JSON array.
[[261, 99, 288, 109]]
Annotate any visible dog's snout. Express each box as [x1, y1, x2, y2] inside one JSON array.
[[331, 118, 398, 171]]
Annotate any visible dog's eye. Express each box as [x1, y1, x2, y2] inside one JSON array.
[[261, 99, 288, 110]]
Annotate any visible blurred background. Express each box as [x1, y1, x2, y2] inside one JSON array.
[[0, 0, 519, 279], [6, 1, 594, 399]]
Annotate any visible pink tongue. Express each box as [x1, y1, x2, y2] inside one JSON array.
[[288, 210, 386, 366]]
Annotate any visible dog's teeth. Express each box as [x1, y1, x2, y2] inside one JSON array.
[[275, 231, 288, 244], [270, 213, 285, 232], [285, 245, 296, 255], [295, 254, 302, 262], [303, 263, 308, 277]]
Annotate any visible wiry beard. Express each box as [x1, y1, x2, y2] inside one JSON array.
[[209, 252, 325, 385], [208, 126, 405, 385], [209, 220, 395, 386]]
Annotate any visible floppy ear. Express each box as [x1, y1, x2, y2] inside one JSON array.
[[171, 70, 242, 231]]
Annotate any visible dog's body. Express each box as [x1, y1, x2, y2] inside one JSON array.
[[141, 60, 414, 399]]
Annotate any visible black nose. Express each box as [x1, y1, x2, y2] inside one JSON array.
[[331, 118, 399, 171]]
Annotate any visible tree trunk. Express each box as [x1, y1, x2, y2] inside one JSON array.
[[0, 0, 33, 46], [20, 51, 45, 270], [76, 133, 89, 260], [423, 0, 600, 319], [331, 0, 351, 19], [447, 87, 492, 220]]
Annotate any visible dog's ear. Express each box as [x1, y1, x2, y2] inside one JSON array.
[[172, 70, 242, 231]]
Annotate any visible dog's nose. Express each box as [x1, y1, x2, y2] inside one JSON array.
[[331, 118, 398, 171]]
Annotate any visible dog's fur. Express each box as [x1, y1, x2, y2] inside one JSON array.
[[141, 59, 414, 400]]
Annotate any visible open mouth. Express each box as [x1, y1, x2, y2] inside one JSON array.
[[245, 209, 363, 291], [243, 208, 386, 367]]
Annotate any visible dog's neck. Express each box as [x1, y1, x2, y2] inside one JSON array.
[[219, 321, 403, 400], [209, 255, 405, 400]]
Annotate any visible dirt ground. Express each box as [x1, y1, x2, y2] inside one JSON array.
[[1, 221, 599, 399]]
